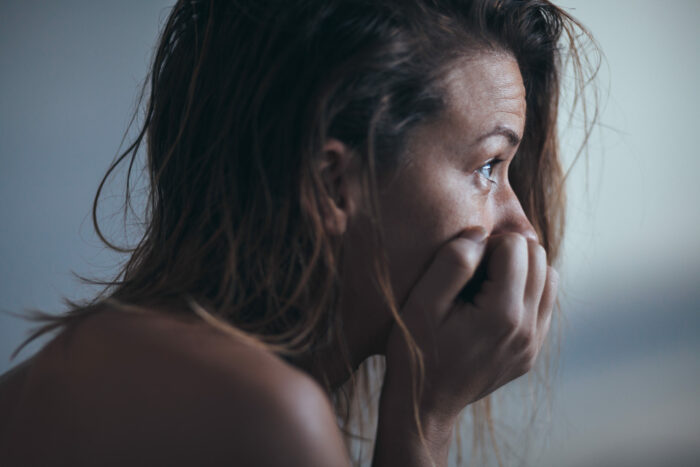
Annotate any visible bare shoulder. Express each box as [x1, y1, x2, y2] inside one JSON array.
[[1, 308, 350, 467]]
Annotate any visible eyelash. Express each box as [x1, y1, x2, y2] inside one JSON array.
[[476, 158, 504, 184]]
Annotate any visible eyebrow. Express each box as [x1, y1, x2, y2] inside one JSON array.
[[475, 125, 522, 147]]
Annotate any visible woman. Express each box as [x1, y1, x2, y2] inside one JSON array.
[[0, 0, 594, 465]]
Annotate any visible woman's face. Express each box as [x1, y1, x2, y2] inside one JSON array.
[[342, 52, 537, 355]]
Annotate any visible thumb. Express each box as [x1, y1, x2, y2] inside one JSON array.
[[404, 227, 488, 323]]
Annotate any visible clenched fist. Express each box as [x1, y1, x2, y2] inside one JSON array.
[[381, 227, 558, 435]]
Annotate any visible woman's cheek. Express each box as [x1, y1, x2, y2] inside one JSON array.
[[382, 167, 487, 303], [473, 174, 494, 193]]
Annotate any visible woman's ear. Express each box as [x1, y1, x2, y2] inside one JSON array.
[[319, 139, 360, 236]]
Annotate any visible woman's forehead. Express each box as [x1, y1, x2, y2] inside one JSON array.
[[439, 53, 526, 146]]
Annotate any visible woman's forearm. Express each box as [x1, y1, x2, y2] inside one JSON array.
[[372, 379, 456, 467]]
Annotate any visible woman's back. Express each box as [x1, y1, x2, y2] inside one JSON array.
[[0, 308, 349, 466]]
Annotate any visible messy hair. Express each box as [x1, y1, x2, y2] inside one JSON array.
[[20, 0, 598, 464]]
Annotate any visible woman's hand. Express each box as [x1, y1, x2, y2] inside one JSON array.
[[373, 228, 558, 466]]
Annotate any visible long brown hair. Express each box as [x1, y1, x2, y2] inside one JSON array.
[[18, 0, 598, 464]]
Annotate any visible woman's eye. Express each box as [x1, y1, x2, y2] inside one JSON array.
[[476, 159, 500, 183]]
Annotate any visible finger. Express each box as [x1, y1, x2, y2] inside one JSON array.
[[536, 266, 558, 345], [404, 227, 488, 323], [483, 233, 529, 313], [524, 239, 547, 330]]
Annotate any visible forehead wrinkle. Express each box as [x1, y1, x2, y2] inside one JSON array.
[[401, 53, 527, 164], [454, 57, 524, 140]]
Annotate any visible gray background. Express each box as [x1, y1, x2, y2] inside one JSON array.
[[1, 1, 699, 466]]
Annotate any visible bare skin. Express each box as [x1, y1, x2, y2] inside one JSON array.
[[0, 309, 350, 466], [0, 52, 556, 466]]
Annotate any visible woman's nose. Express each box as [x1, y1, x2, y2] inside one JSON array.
[[491, 188, 538, 242]]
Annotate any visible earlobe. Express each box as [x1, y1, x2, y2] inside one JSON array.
[[323, 201, 348, 236], [319, 139, 357, 236]]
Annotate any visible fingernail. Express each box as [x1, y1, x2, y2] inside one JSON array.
[[461, 227, 488, 243]]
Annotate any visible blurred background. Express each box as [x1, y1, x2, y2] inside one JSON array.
[[1, 1, 698, 466]]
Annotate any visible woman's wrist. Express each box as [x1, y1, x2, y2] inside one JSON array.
[[372, 374, 457, 467]]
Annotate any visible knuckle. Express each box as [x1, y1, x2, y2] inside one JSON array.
[[497, 234, 529, 265], [440, 242, 474, 274], [512, 326, 533, 351], [489, 232, 510, 252], [504, 232, 528, 251], [514, 344, 538, 376], [507, 317, 537, 349], [533, 242, 547, 265], [548, 266, 560, 289], [504, 316, 520, 335], [499, 305, 525, 334]]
